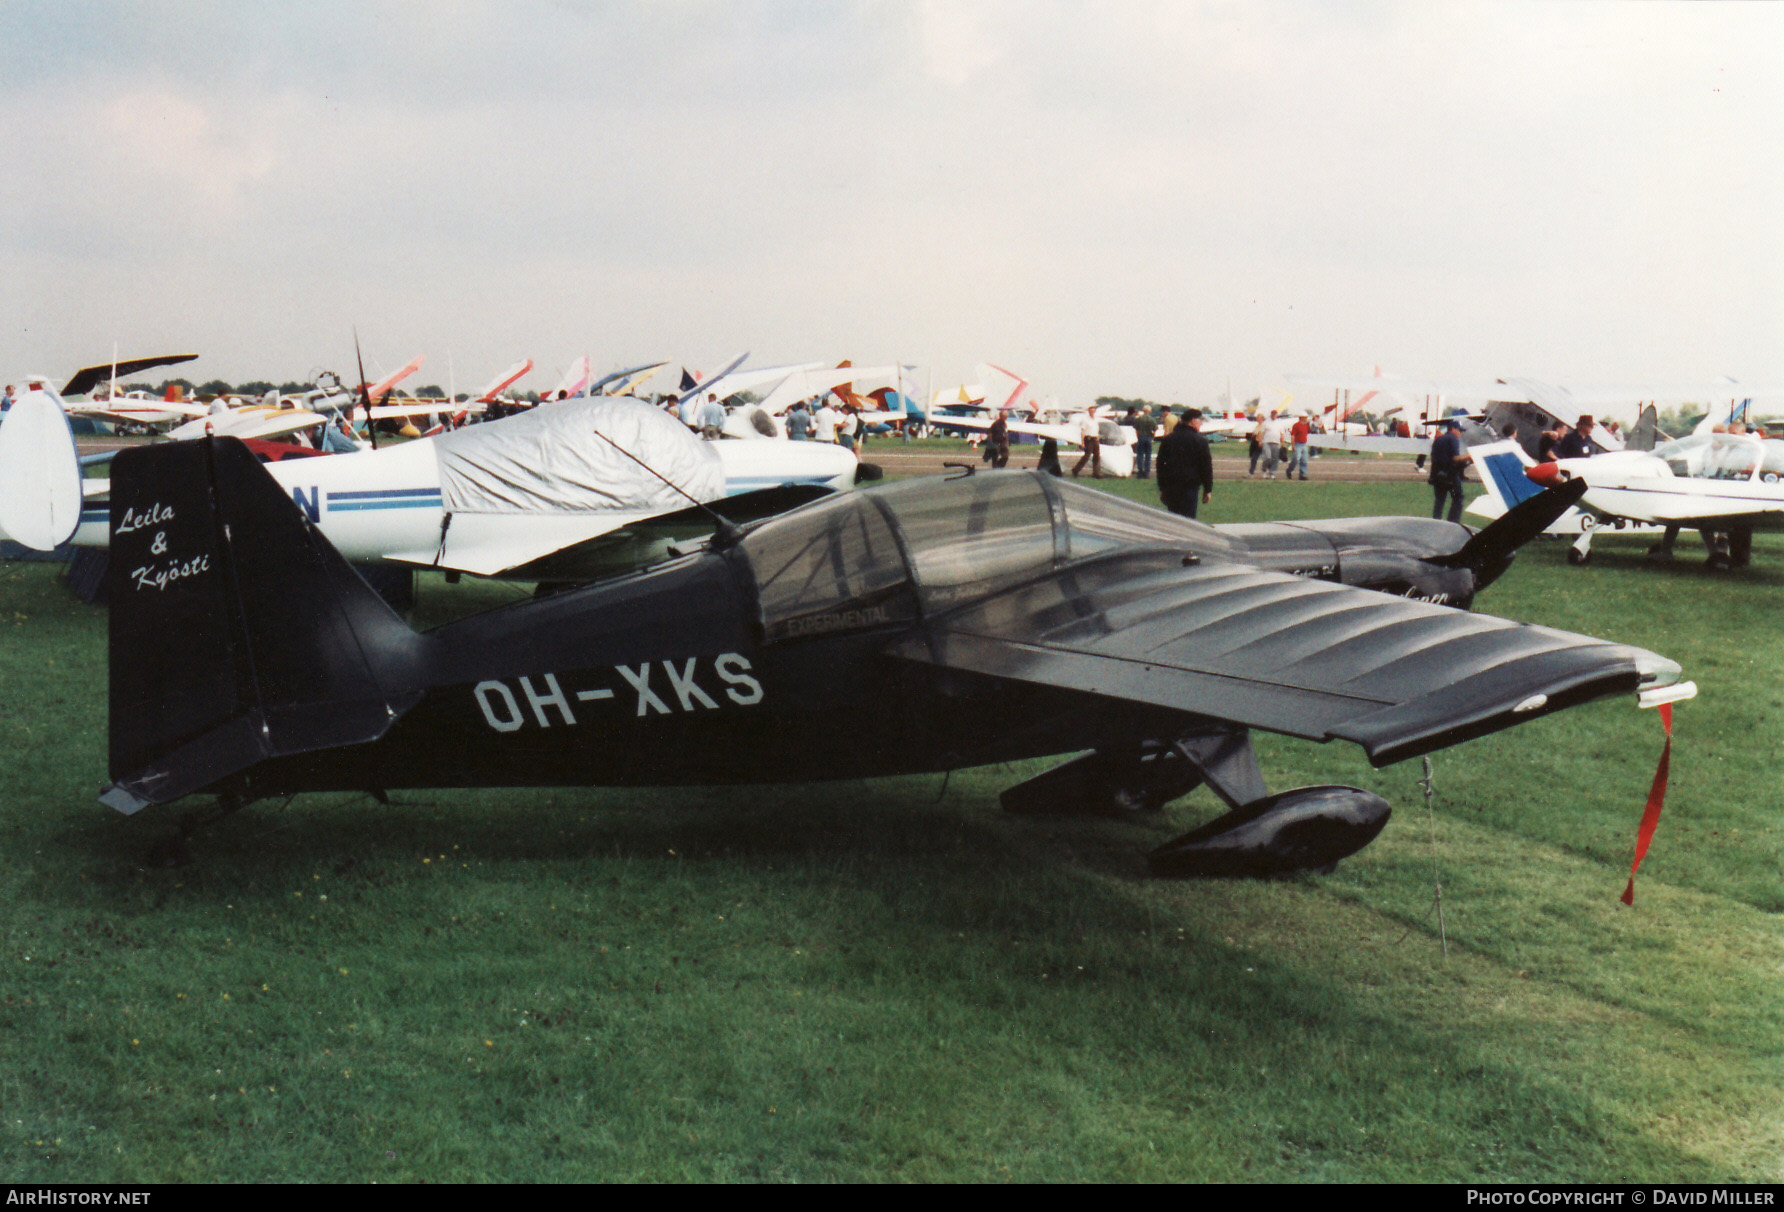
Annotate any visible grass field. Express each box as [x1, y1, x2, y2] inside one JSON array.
[[0, 471, 1778, 1182]]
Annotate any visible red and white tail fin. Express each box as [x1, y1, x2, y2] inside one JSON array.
[[477, 359, 533, 402], [978, 363, 1035, 414], [366, 354, 425, 403], [553, 356, 593, 399]]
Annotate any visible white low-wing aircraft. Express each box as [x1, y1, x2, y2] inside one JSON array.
[[0, 389, 861, 579], [1463, 439, 1665, 562], [1524, 430, 1784, 569]]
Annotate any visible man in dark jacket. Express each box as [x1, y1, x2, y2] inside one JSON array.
[[1156, 408, 1213, 518], [1429, 417, 1472, 522], [1554, 415, 1596, 460], [1126, 406, 1156, 479]]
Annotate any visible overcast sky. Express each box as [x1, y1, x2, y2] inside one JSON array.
[[2, 0, 1780, 408]]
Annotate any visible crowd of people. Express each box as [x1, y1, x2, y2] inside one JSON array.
[[778, 397, 871, 449]]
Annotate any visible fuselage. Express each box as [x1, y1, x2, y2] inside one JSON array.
[[72, 432, 859, 567]]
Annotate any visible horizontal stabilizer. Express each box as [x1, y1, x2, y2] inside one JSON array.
[[1425, 477, 1588, 592]]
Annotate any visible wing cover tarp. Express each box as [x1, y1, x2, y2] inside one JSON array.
[[887, 553, 1650, 766], [433, 398, 724, 514]]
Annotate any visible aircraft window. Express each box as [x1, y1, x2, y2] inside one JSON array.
[[872, 473, 1059, 608], [1652, 434, 1711, 462], [1759, 440, 1784, 484], [1652, 433, 1719, 478], [1048, 479, 1232, 560], [1705, 434, 1763, 481], [742, 494, 914, 642]]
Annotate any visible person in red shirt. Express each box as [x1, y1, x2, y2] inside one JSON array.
[[1290, 415, 1312, 480]]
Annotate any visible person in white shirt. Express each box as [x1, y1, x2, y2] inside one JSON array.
[[814, 400, 842, 443], [698, 393, 727, 439], [1259, 411, 1288, 480], [1071, 410, 1102, 477]]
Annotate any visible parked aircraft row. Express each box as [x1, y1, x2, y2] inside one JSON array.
[[1282, 370, 1784, 570], [1295, 369, 1781, 460]]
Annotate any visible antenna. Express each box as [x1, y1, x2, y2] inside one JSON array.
[[585, 426, 744, 548]]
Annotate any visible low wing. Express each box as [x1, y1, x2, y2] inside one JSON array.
[[886, 553, 1680, 767], [366, 399, 455, 420], [1008, 419, 1087, 446], [67, 403, 210, 425], [931, 412, 1086, 447], [1305, 433, 1430, 455], [168, 406, 327, 440]]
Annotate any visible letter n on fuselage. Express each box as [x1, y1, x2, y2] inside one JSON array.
[[291, 485, 320, 523]]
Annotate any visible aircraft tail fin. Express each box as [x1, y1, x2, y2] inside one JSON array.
[[1627, 404, 1659, 452], [0, 388, 84, 551], [1473, 440, 1545, 513], [102, 437, 425, 814]]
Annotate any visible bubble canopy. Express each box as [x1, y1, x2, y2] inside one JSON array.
[[739, 471, 1236, 639], [1649, 432, 1784, 483]]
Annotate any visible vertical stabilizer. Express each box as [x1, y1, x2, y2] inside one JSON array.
[[104, 438, 425, 812]]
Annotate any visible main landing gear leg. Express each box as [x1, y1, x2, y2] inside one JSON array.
[[998, 727, 1391, 877], [1704, 528, 1735, 572], [1647, 524, 1680, 563]]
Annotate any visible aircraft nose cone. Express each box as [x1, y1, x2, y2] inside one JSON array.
[[1525, 461, 1563, 487]]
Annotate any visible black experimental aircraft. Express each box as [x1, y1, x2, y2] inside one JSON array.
[[101, 438, 1691, 875]]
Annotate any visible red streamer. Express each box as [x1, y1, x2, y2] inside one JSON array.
[[1620, 702, 1673, 906]]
